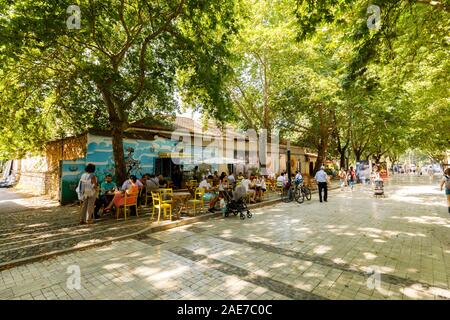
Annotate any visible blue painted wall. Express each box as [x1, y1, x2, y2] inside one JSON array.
[[60, 133, 220, 204]]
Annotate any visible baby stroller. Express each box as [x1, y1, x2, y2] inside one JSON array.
[[222, 185, 252, 220], [373, 179, 385, 198]]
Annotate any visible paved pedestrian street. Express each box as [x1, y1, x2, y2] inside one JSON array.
[[1, 176, 449, 300]]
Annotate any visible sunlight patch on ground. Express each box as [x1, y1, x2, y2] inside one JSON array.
[[363, 252, 377, 260], [390, 215, 450, 227]]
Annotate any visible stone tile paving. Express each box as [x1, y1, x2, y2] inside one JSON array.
[[1, 175, 449, 300], [0, 187, 286, 266]]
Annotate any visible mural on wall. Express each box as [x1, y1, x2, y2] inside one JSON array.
[[86, 134, 179, 182], [125, 147, 143, 177], [60, 133, 224, 203], [60, 157, 86, 204]]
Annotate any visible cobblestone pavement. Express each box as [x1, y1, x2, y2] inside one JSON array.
[[1, 176, 449, 300], [0, 187, 288, 266]]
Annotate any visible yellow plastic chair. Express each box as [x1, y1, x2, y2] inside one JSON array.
[[117, 190, 139, 221], [275, 182, 284, 194], [151, 192, 172, 222], [187, 187, 205, 215], [145, 186, 158, 206], [159, 188, 173, 205]]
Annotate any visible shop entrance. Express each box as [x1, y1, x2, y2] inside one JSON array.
[[309, 161, 314, 176]]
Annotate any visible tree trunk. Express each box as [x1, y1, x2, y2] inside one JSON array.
[[313, 142, 327, 174], [111, 122, 127, 186], [340, 150, 346, 169], [97, 84, 128, 186], [354, 149, 362, 162]]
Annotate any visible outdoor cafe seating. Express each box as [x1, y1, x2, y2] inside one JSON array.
[[187, 187, 205, 215], [151, 191, 172, 222], [116, 190, 140, 221]]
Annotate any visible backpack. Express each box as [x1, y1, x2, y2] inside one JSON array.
[[445, 175, 450, 190], [76, 173, 96, 200]]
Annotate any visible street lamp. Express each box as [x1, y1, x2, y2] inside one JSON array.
[[287, 140, 291, 185]]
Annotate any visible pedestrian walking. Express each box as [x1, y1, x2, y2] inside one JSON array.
[[338, 168, 347, 191], [315, 166, 328, 202], [76, 163, 98, 224], [440, 168, 450, 214], [347, 166, 356, 191]]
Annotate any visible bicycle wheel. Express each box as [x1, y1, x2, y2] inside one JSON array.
[[303, 187, 312, 200], [295, 187, 305, 203]]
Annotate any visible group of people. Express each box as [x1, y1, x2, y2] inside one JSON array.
[[337, 166, 385, 192], [192, 171, 269, 213], [338, 166, 358, 191], [77, 164, 172, 224]]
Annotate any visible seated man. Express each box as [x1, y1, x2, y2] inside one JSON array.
[[212, 171, 220, 187], [146, 174, 159, 190], [199, 177, 219, 213], [241, 175, 256, 203], [276, 172, 287, 187], [138, 174, 148, 205], [227, 172, 236, 189], [158, 175, 168, 188], [94, 174, 117, 217]]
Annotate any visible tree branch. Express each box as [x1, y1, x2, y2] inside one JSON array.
[[126, 0, 186, 106]]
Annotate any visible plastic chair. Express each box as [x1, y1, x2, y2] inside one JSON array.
[[187, 187, 205, 215], [151, 192, 172, 222], [116, 190, 139, 220], [159, 188, 173, 205], [275, 181, 284, 194], [144, 186, 157, 206]]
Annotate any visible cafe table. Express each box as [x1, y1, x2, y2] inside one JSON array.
[[171, 192, 192, 219]]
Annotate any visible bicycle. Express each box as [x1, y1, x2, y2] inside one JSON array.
[[280, 183, 293, 203], [300, 183, 312, 201], [281, 182, 305, 204]]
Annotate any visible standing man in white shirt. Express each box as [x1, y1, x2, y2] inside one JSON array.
[[314, 166, 328, 203]]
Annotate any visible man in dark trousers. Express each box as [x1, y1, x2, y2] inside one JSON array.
[[314, 165, 329, 202]]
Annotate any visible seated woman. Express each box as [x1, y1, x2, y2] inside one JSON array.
[[199, 177, 219, 213], [104, 175, 139, 213], [255, 175, 264, 202]]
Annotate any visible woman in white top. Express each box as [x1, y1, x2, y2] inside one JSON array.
[[77, 163, 98, 224], [255, 175, 264, 202], [199, 177, 219, 213]]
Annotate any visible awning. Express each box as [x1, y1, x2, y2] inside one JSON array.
[[158, 152, 192, 159], [201, 157, 246, 165]]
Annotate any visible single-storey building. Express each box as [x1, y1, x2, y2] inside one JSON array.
[[12, 116, 317, 204]]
